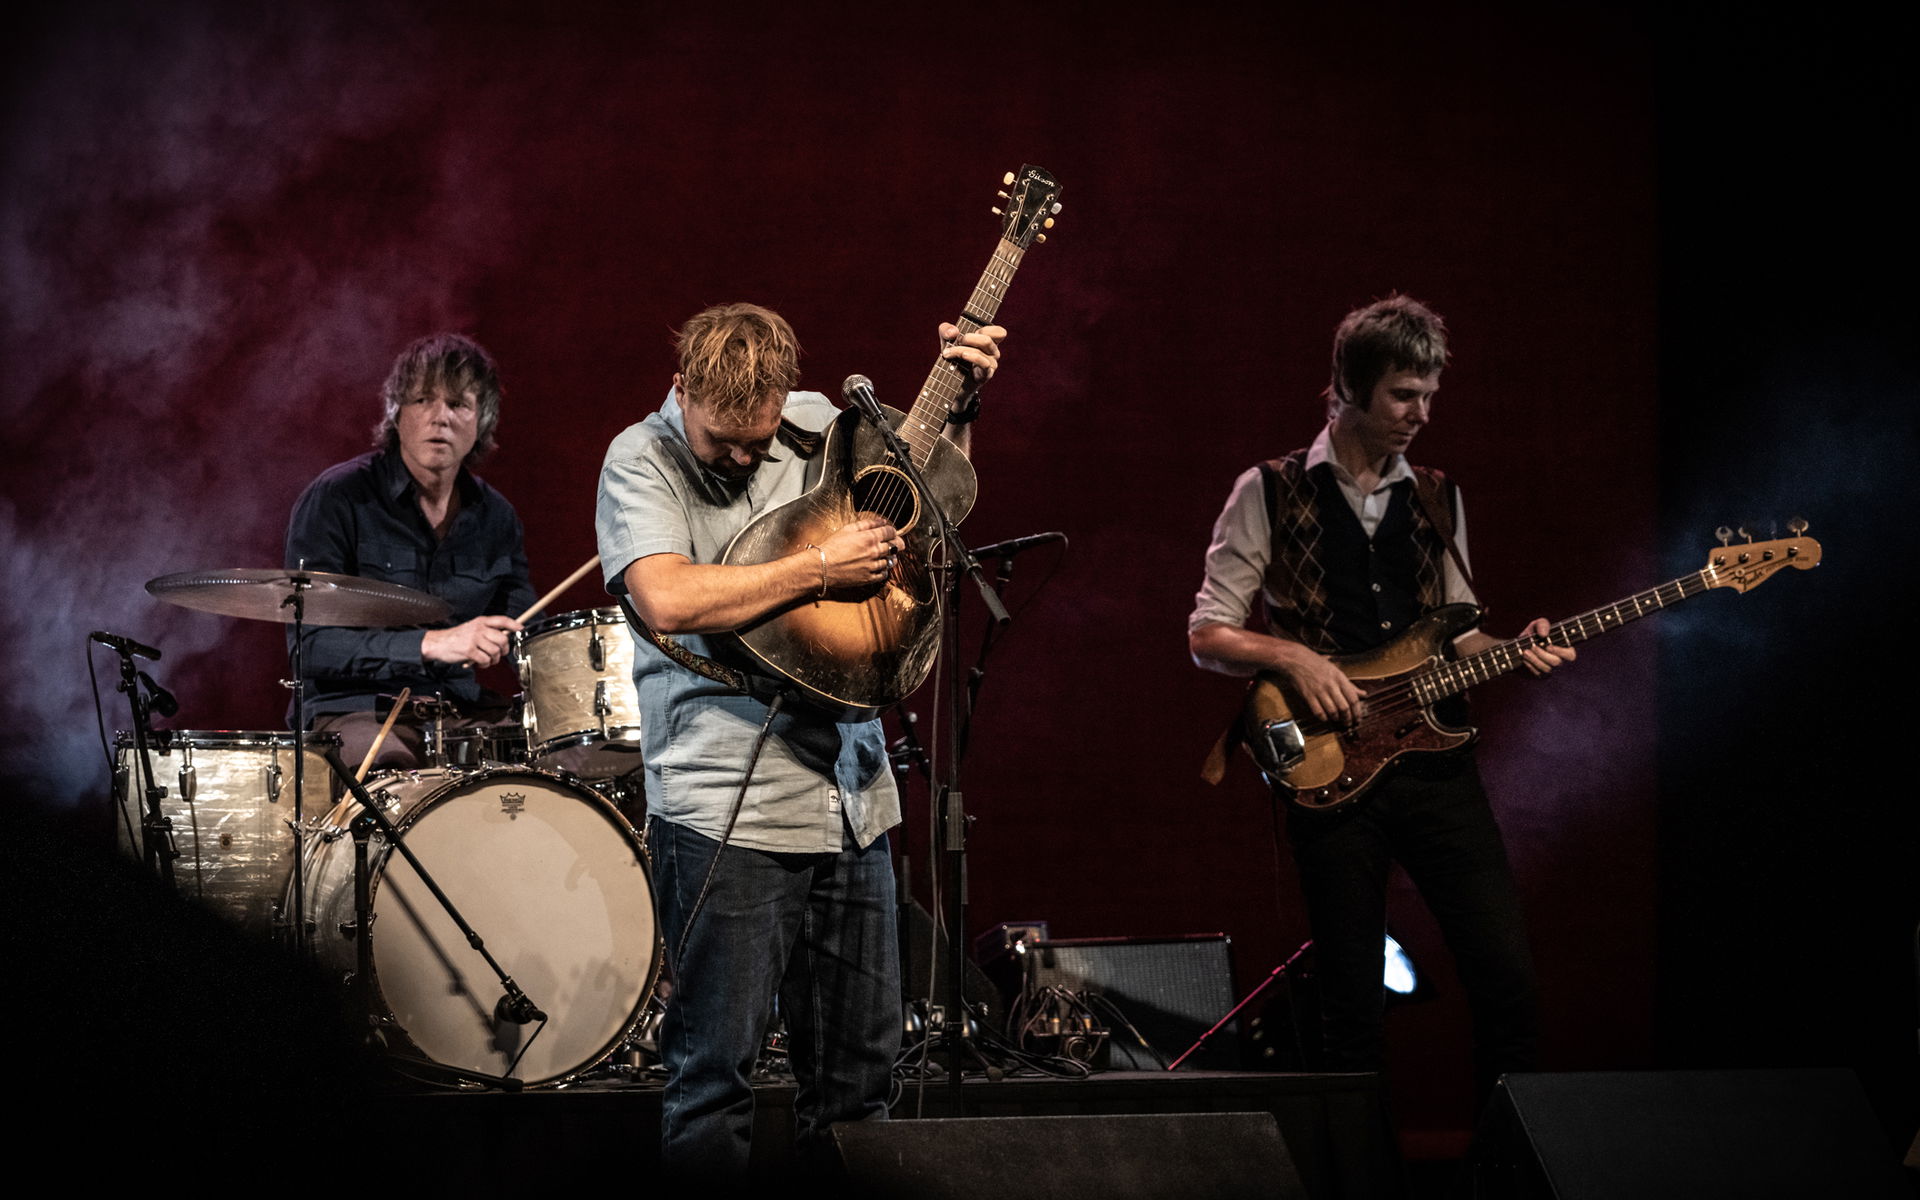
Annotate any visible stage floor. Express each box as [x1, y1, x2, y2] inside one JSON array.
[[374, 1066, 1404, 1197]]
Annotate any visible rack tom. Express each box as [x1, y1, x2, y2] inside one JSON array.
[[514, 608, 644, 779]]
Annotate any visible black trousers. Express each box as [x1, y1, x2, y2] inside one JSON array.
[[1286, 751, 1539, 1098]]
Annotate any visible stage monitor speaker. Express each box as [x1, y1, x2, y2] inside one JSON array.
[[1027, 934, 1238, 1069], [1464, 1068, 1910, 1199], [832, 1112, 1304, 1200]]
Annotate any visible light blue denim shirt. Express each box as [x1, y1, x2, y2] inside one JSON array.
[[594, 388, 901, 853]]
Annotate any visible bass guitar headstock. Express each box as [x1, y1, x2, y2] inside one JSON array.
[[1703, 518, 1823, 593], [994, 164, 1062, 249]]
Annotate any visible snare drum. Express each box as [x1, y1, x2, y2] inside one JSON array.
[[427, 723, 529, 769], [112, 730, 342, 935], [301, 767, 658, 1086], [515, 608, 645, 779]]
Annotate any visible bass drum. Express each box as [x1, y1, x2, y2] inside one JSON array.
[[302, 767, 658, 1087], [113, 729, 342, 936]]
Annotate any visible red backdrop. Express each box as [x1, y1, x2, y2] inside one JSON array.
[[3, 2, 1664, 1134]]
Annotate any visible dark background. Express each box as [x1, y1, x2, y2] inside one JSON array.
[[3, 0, 1910, 1146]]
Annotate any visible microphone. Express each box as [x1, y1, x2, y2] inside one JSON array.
[[90, 630, 161, 661], [842, 373, 883, 421], [494, 990, 546, 1026], [137, 671, 179, 718], [973, 531, 1068, 559]]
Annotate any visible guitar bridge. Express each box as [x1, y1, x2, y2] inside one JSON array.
[[1257, 719, 1307, 772]]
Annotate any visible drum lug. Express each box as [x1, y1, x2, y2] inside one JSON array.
[[265, 758, 283, 804], [177, 741, 196, 803], [338, 912, 375, 939], [593, 680, 612, 740], [588, 625, 606, 672]]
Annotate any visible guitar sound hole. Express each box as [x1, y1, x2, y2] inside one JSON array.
[[852, 464, 921, 532]]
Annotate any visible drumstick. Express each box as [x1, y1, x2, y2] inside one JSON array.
[[515, 554, 601, 625], [355, 686, 411, 783]]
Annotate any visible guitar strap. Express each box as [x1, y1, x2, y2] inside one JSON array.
[[617, 595, 751, 693], [1410, 468, 1483, 616]]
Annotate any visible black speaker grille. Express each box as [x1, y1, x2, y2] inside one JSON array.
[[1029, 935, 1237, 1070]]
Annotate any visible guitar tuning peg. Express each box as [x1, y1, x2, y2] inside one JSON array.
[[1050, 202, 1063, 214], [1035, 233, 1046, 243], [997, 190, 1010, 200], [1715, 526, 1732, 546], [1736, 525, 1755, 543], [1787, 516, 1809, 536], [991, 207, 1003, 216], [1003, 171, 1016, 186], [1043, 217, 1054, 229]]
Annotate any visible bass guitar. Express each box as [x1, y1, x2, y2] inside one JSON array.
[[718, 165, 1063, 720], [1239, 525, 1822, 809]]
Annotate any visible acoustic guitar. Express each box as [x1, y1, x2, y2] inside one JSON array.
[[718, 165, 1063, 720], [1240, 526, 1822, 809]]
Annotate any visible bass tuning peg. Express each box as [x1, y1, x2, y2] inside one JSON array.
[[1787, 516, 1809, 536], [1715, 526, 1732, 546]]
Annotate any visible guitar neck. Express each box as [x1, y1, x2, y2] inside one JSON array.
[[898, 236, 1026, 469], [1418, 567, 1720, 700]]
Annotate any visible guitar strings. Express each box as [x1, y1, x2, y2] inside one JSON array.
[[1287, 568, 1718, 739]]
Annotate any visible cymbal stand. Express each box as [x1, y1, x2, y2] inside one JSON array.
[[283, 574, 312, 956], [112, 645, 176, 891], [322, 746, 546, 1089]]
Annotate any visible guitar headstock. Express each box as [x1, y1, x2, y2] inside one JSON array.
[[994, 164, 1062, 249], [1703, 519, 1822, 593]]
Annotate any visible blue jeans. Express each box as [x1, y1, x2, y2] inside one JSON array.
[[648, 817, 900, 1178]]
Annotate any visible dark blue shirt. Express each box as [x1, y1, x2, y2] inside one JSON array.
[[284, 446, 535, 720]]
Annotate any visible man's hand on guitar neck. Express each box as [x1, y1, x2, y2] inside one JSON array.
[[939, 322, 1006, 392], [1454, 618, 1576, 677]]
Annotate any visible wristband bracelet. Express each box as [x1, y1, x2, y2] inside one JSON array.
[[946, 390, 983, 426], [805, 543, 828, 597]]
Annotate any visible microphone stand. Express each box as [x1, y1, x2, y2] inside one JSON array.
[[846, 377, 1007, 1109], [320, 745, 544, 1089], [111, 646, 175, 891]]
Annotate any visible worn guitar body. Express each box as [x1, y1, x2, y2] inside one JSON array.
[[720, 404, 976, 720], [1244, 604, 1480, 809]]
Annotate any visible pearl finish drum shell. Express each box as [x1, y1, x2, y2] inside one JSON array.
[[302, 767, 658, 1087], [113, 730, 342, 935], [514, 608, 645, 779]]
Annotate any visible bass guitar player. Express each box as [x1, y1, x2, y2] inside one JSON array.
[[1187, 294, 1572, 1102]]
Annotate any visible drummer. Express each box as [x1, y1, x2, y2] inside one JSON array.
[[285, 333, 535, 771]]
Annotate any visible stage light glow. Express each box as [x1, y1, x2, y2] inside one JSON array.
[[1383, 933, 1418, 996]]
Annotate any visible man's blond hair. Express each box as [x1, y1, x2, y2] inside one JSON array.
[[674, 303, 802, 426]]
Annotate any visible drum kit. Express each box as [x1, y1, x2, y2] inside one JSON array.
[[112, 563, 662, 1089]]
